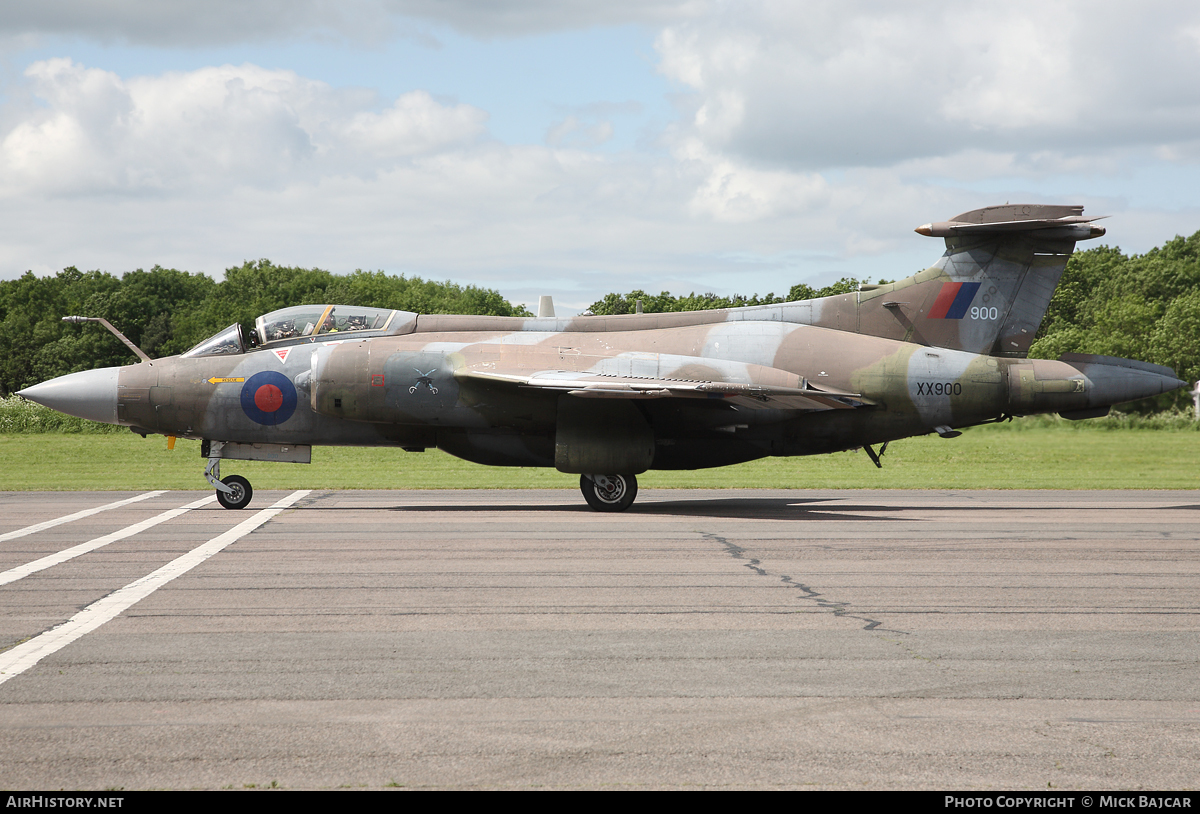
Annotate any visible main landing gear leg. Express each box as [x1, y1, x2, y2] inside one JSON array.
[[203, 440, 254, 510], [580, 474, 638, 512]]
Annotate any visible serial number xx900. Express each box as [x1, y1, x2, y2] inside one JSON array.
[[916, 381, 962, 396]]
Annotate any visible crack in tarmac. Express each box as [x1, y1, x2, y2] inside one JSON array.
[[701, 532, 895, 632]]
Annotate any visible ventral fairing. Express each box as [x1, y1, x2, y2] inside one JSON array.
[[20, 205, 1185, 511]]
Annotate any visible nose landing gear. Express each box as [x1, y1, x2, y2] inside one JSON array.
[[204, 441, 254, 510], [580, 474, 638, 512]]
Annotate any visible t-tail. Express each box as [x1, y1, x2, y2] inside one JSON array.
[[777, 204, 1183, 414], [807, 204, 1108, 357]]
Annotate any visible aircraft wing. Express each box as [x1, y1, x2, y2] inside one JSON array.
[[456, 365, 872, 412]]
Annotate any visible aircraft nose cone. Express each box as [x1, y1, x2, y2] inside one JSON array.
[[17, 367, 120, 425]]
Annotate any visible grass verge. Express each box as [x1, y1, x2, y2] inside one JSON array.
[[2, 421, 1197, 491]]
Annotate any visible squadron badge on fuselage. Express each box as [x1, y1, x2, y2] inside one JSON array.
[[409, 368, 439, 395]]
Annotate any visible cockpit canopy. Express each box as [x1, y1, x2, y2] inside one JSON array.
[[181, 304, 417, 358], [257, 304, 401, 343]]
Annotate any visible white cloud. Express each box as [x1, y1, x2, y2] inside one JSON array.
[[0, 55, 894, 305], [0, 59, 487, 195], [340, 91, 489, 160], [2, 3, 1198, 311], [675, 137, 828, 223], [0, 1, 392, 47], [380, 0, 707, 38], [656, 1, 1200, 170], [0, 0, 706, 45]]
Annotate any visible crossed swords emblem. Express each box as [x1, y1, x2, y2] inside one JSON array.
[[408, 368, 439, 394]]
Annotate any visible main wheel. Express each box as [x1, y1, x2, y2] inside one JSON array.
[[216, 475, 253, 510], [580, 474, 637, 512]]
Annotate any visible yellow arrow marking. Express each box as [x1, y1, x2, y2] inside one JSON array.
[[207, 377, 245, 384]]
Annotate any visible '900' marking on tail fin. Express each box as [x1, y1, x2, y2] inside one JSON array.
[[927, 282, 981, 320]]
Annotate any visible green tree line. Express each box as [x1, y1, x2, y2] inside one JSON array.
[[590, 233, 1200, 410], [5, 235, 1199, 410], [1028, 233, 1200, 402], [0, 260, 531, 395], [585, 277, 867, 315]]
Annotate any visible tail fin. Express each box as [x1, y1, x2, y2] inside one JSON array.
[[847, 205, 1106, 357]]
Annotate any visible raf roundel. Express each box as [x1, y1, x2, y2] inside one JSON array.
[[240, 371, 298, 426]]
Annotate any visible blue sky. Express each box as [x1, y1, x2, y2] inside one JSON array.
[[2, 2, 1199, 313]]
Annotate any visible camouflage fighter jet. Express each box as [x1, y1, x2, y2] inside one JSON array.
[[18, 204, 1187, 511]]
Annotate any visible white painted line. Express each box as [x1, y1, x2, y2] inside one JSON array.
[[0, 495, 218, 587], [0, 491, 168, 543], [0, 490, 309, 686]]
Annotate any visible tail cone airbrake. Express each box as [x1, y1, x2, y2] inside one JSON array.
[[1009, 355, 1186, 417], [1064, 354, 1187, 411]]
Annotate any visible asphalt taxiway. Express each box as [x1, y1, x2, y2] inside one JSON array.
[[0, 488, 1197, 789]]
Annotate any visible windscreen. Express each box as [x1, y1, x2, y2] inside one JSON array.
[[181, 324, 245, 357]]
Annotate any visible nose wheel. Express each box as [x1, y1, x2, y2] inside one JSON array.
[[215, 475, 253, 510], [204, 442, 254, 510], [580, 474, 638, 512]]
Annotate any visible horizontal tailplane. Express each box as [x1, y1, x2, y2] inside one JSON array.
[[852, 205, 1107, 357]]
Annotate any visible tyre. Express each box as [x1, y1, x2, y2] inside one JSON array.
[[216, 475, 253, 510], [580, 474, 637, 512]]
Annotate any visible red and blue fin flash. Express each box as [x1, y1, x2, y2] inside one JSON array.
[[927, 282, 981, 319]]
